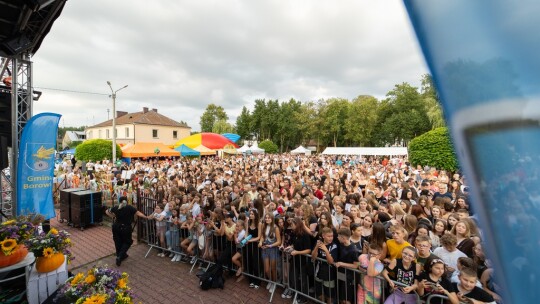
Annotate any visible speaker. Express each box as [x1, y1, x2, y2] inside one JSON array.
[[1, 35, 32, 56]]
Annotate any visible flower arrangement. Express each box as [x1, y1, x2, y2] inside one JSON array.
[[56, 265, 134, 304], [25, 228, 74, 263], [0, 216, 37, 256]]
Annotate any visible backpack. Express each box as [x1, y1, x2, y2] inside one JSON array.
[[197, 263, 224, 290]]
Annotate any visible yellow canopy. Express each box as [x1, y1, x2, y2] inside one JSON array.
[[193, 144, 216, 155]]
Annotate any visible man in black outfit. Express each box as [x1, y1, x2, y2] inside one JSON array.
[[105, 196, 147, 266]]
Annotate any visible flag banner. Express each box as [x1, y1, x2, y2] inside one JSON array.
[[404, 1, 539, 302], [17, 113, 61, 219]]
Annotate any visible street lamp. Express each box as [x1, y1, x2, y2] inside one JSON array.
[[106, 81, 128, 163]]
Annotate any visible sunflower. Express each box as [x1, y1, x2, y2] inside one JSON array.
[[117, 278, 128, 289], [82, 294, 107, 304], [85, 274, 96, 284], [50, 228, 58, 235], [42, 247, 54, 258], [64, 238, 71, 245], [71, 272, 85, 286], [1, 239, 17, 255]]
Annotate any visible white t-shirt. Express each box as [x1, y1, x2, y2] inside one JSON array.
[[432, 247, 467, 273]]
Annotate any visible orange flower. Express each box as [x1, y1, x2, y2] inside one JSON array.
[[117, 278, 127, 289], [82, 294, 107, 304], [50, 228, 58, 235], [71, 273, 84, 286], [85, 274, 96, 284]]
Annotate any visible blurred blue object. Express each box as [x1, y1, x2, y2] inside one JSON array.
[[221, 133, 240, 143], [174, 144, 200, 156], [404, 1, 540, 302]]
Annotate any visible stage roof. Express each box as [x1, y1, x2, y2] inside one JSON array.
[[0, 0, 67, 57]]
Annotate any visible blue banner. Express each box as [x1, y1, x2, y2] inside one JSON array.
[[17, 113, 61, 219], [404, 1, 539, 302]]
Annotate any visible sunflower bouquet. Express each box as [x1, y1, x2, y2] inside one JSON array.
[[24, 228, 74, 262], [0, 217, 36, 256], [55, 265, 134, 304]]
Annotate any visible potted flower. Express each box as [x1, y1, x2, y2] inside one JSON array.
[[25, 228, 74, 273], [0, 216, 38, 267], [55, 265, 134, 304]]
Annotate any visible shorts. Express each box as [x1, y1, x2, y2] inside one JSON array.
[[261, 246, 279, 260], [315, 277, 336, 299]]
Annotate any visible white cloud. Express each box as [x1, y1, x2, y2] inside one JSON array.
[[32, 0, 427, 131]]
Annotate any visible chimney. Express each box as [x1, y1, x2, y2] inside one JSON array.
[[152, 108, 158, 113], [143, 107, 148, 113], [116, 111, 128, 118]]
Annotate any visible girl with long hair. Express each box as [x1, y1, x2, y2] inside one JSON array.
[[259, 213, 282, 292]]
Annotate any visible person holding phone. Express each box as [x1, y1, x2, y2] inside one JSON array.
[[452, 267, 495, 304]]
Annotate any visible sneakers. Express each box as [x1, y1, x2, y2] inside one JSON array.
[[268, 283, 276, 293], [281, 289, 293, 299], [266, 282, 272, 290], [171, 254, 179, 262], [169, 252, 175, 258], [249, 283, 260, 289], [157, 253, 166, 257]]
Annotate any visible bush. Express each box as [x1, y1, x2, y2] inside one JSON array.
[[75, 139, 121, 162], [408, 127, 459, 172], [258, 140, 278, 154]]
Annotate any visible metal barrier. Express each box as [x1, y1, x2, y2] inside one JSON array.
[[425, 293, 450, 304], [385, 280, 422, 304]]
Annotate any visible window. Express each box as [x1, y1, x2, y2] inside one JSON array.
[[152, 129, 158, 138], [106, 129, 110, 138], [125, 127, 129, 138], [173, 130, 178, 139]]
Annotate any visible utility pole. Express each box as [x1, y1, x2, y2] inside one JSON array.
[[106, 81, 128, 163]]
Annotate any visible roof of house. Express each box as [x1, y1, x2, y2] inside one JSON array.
[[88, 108, 190, 129], [64, 131, 85, 142]]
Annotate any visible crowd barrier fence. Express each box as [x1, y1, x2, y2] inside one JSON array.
[[135, 193, 438, 303]]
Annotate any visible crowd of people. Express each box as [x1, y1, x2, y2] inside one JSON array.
[[55, 153, 502, 304]]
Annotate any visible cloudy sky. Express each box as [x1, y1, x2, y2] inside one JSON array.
[[32, 0, 428, 131]]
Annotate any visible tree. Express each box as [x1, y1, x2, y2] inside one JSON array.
[[344, 95, 378, 146], [276, 99, 301, 152], [212, 119, 234, 134], [258, 139, 278, 154], [408, 127, 459, 172], [373, 83, 431, 146], [200, 104, 228, 132], [235, 106, 253, 140], [75, 139, 121, 162], [421, 74, 446, 129], [319, 98, 350, 147]]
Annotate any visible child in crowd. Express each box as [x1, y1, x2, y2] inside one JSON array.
[[451, 257, 482, 288], [335, 228, 359, 304], [357, 243, 385, 304], [452, 267, 496, 304], [148, 203, 167, 257], [382, 246, 419, 304], [165, 208, 181, 261], [312, 227, 338, 304], [417, 257, 459, 303], [232, 219, 246, 279], [433, 234, 467, 278]]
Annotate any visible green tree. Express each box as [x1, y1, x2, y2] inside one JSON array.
[[373, 83, 431, 146], [212, 119, 234, 134], [235, 106, 253, 140], [409, 127, 459, 172], [344, 95, 378, 146], [200, 104, 228, 132], [276, 99, 301, 152], [295, 101, 319, 147], [251, 99, 268, 140], [258, 139, 278, 154], [320, 98, 350, 147], [421, 74, 446, 129], [75, 139, 121, 162]]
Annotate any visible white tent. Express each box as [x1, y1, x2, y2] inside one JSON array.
[[249, 142, 265, 154], [321, 147, 408, 156], [237, 144, 250, 153], [290, 145, 312, 155]]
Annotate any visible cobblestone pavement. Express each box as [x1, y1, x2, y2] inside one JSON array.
[[52, 217, 294, 304]]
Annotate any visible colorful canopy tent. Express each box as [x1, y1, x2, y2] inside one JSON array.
[[122, 142, 180, 158], [222, 143, 238, 154], [291, 146, 312, 155], [173, 132, 238, 149], [221, 133, 241, 143], [193, 144, 216, 155], [174, 144, 200, 156]]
